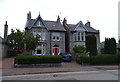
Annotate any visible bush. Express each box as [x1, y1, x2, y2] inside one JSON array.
[[91, 54, 119, 65], [16, 55, 62, 64], [76, 56, 90, 64], [85, 35, 97, 56], [81, 56, 90, 63], [79, 54, 120, 65], [73, 46, 86, 53]]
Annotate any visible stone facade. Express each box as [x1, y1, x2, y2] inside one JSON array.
[[63, 19, 100, 54], [25, 12, 101, 55], [25, 12, 66, 55]]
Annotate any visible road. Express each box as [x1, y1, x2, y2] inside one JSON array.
[[2, 70, 119, 80]]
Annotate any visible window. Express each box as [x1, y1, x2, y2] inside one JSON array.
[[35, 44, 45, 55], [38, 21, 41, 26], [81, 32, 84, 41], [33, 31, 46, 40], [74, 32, 85, 41], [52, 32, 60, 41], [78, 32, 80, 41], [34, 20, 42, 27]]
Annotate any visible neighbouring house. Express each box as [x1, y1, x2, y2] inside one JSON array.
[[25, 11, 101, 55], [63, 18, 100, 54], [1, 21, 17, 57], [0, 21, 9, 57]]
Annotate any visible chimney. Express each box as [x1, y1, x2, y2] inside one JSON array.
[[57, 15, 61, 24], [63, 17, 67, 25], [27, 11, 31, 21], [4, 21, 8, 41], [85, 20, 91, 27]]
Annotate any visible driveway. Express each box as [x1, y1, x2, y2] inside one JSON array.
[[1, 57, 118, 76]]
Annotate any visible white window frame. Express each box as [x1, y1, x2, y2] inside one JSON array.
[[34, 44, 45, 55], [52, 32, 60, 41], [74, 32, 85, 41], [33, 31, 46, 41]]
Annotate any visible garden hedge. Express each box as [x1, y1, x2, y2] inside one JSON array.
[[16, 55, 62, 64], [79, 54, 120, 65]]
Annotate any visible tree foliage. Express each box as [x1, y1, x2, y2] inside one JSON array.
[[9, 28, 40, 51], [73, 46, 86, 53], [104, 38, 116, 54], [23, 32, 40, 51], [85, 35, 97, 56], [10, 29, 24, 49]]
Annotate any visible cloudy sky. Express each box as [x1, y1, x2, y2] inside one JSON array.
[[0, 0, 119, 42]]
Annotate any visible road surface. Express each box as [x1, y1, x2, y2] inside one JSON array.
[[2, 70, 119, 80]]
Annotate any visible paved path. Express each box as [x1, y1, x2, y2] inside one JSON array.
[[1, 57, 119, 76]]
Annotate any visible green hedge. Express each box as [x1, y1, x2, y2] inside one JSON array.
[[79, 54, 120, 65], [16, 55, 62, 64]]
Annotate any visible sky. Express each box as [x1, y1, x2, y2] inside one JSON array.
[[0, 0, 119, 42]]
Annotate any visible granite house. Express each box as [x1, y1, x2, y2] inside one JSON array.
[[25, 11, 100, 55]]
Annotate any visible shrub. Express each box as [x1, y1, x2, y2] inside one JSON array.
[[16, 55, 62, 64], [73, 46, 86, 53], [79, 54, 120, 65], [85, 35, 97, 56], [104, 38, 116, 54], [80, 56, 90, 63], [91, 54, 119, 65]]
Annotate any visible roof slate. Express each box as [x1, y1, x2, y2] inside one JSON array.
[[25, 19, 66, 31], [67, 22, 99, 33], [44, 21, 66, 31]]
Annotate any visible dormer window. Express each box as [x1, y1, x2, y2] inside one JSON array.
[[34, 19, 43, 27], [37, 21, 41, 26]]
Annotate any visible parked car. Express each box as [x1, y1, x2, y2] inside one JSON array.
[[59, 53, 72, 62]]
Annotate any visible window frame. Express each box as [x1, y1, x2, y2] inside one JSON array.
[[74, 31, 85, 41], [52, 32, 60, 41]]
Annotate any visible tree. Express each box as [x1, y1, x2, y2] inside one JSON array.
[[23, 32, 40, 51], [10, 29, 24, 49], [73, 46, 86, 53], [85, 35, 97, 56], [104, 38, 116, 54], [9, 29, 40, 53]]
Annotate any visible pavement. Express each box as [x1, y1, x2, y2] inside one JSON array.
[[1, 57, 119, 76]]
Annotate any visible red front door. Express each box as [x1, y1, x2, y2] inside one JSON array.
[[54, 48, 58, 55]]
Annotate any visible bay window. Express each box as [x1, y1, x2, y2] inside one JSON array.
[[33, 31, 46, 40], [74, 32, 85, 41]]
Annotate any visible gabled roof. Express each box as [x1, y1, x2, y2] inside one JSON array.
[[66, 21, 99, 33], [74, 21, 88, 31], [25, 15, 66, 31], [32, 15, 46, 27], [25, 15, 47, 30]]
